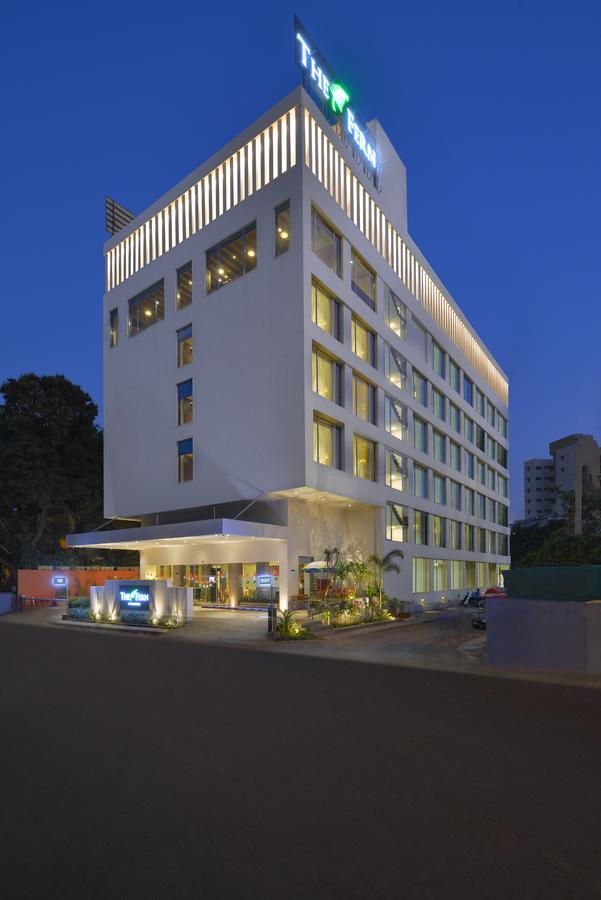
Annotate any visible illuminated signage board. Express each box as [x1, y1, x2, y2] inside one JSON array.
[[294, 19, 378, 171], [257, 575, 273, 588], [119, 585, 151, 611], [52, 576, 68, 587]]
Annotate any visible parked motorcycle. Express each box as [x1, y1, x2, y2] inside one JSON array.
[[462, 589, 482, 608]]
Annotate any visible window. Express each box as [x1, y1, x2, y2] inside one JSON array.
[[353, 434, 376, 480], [487, 467, 496, 492], [108, 308, 118, 347], [352, 373, 375, 423], [384, 395, 408, 440], [312, 348, 341, 404], [414, 510, 428, 545], [128, 280, 165, 337], [487, 435, 496, 460], [351, 249, 376, 309], [464, 524, 475, 551], [466, 452, 474, 479], [275, 201, 290, 256], [414, 464, 429, 499], [478, 528, 487, 553], [385, 449, 408, 491], [412, 370, 428, 407], [466, 561, 476, 589], [432, 388, 446, 421], [351, 317, 375, 365], [450, 520, 461, 550], [497, 504, 509, 527], [177, 324, 192, 367], [450, 441, 461, 472], [450, 480, 462, 511], [498, 533, 509, 556], [497, 444, 508, 469], [463, 376, 473, 406], [498, 414, 508, 438], [476, 388, 485, 418], [432, 341, 445, 378], [206, 222, 256, 293], [487, 498, 496, 522], [478, 493, 486, 519], [386, 503, 408, 542], [176, 262, 192, 309], [433, 515, 446, 548], [433, 560, 448, 591], [449, 403, 461, 433], [313, 416, 341, 468], [450, 560, 462, 589], [384, 345, 408, 389], [311, 207, 341, 276], [449, 359, 460, 393], [413, 558, 430, 592], [178, 438, 193, 482], [312, 280, 340, 339], [433, 473, 446, 504], [464, 417, 474, 444], [386, 288, 407, 338], [414, 416, 428, 453], [177, 379, 193, 425], [433, 429, 446, 464], [477, 459, 486, 486], [476, 425, 486, 452], [487, 399, 496, 428], [498, 474, 508, 498], [465, 488, 475, 516]]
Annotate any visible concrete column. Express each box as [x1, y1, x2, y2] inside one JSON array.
[[228, 564, 243, 607]]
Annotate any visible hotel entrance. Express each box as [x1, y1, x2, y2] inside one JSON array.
[[144, 562, 281, 607]]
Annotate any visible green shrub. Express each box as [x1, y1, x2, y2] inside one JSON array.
[[68, 596, 90, 609], [276, 609, 308, 640]]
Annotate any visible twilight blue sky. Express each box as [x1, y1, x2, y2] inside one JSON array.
[[1, 0, 600, 519]]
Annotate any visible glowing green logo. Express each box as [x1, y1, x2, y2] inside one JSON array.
[[329, 82, 350, 115]]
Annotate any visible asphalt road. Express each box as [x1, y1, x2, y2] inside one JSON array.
[[1, 616, 601, 899]]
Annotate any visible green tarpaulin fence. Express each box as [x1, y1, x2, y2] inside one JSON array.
[[504, 566, 601, 602]]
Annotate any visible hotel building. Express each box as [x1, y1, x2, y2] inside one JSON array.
[[69, 26, 510, 607]]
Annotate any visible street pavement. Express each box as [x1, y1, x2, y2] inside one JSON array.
[[1, 612, 601, 898]]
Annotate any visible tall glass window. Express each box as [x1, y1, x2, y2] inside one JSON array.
[[386, 503, 408, 542], [466, 561, 477, 589], [206, 223, 256, 293], [412, 370, 428, 407], [352, 373, 375, 423], [487, 466, 496, 492], [498, 414, 508, 438], [311, 280, 340, 339], [385, 449, 408, 491], [351, 317, 375, 365], [450, 520, 461, 550], [464, 376, 473, 406], [449, 359, 461, 393], [351, 249, 376, 309], [177, 324, 192, 367], [433, 473, 446, 505], [178, 438, 193, 482], [497, 445, 508, 469], [384, 395, 408, 440], [414, 464, 429, 499], [413, 558, 430, 592], [386, 288, 407, 338], [353, 434, 376, 480], [414, 416, 428, 453], [476, 389, 485, 418], [498, 474, 508, 497], [176, 262, 192, 309], [450, 560, 462, 589], [312, 348, 341, 403], [432, 342, 445, 378], [450, 441, 461, 472], [432, 388, 446, 421], [433, 429, 446, 464], [433, 516, 446, 548], [433, 560, 448, 591], [449, 403, 461, 433], [128, 280, 165, 337], [450, 480, 462, 511], [384, 345, 407, 389], [414, 510, 428, 545], [464, 524, 475, 551], [464, 416, 474, 444], [313, 416, 341, 468], [497, 504, 509, 526], [177, 379, 193, 425], [109, 308, 118, 348], [466, 452, 475, 480], [311, 207, 341, 276], [275, 200, 290, 256], [465, 488, 475, 516]]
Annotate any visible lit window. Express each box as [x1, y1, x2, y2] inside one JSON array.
[[109, 308, 118, 348], [178, 438, 193, 482], [433, 560, 448, 591], [275, 200, 290, 256], [311, 207, 341, 276], [385, 448, 408, 491], [413, 557, 430, 592], [412, 370, 428, 407], [466, 560, 476, 588], [449, 520, 461, 551], [176, 262, 192, 309], [177, 324, 193, 367], [353, 434, 376, 480], [206, 222, 256, 293], [384, 395, 408, 440], [432, 342, 445, 378], [386, 502, 408, 542], [433, 516, 446, 548], [351, 249, 376, 310], [312, 347, 341, 404], [177, 379, 193, 425], [414, 510, 428, 545], [384, 345, 407, 389], [311, 280, 340, 339], [351, 317, 375, 366], [313, 416, 341, 468], [414, 464, 428, 499], [128, 280, 164, 337], [450, 560, 462, 588], [352, 373, 375, 423], [385, 287, 407, 339], [464, 524, 475, 551]]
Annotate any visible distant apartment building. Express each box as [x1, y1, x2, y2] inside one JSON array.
[[524, 434, 601, 528]]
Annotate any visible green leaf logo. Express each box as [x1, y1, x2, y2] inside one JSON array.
[[329, 82, 350, 115]]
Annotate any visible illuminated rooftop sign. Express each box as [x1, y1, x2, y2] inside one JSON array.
[[295, 20, 377, 171]]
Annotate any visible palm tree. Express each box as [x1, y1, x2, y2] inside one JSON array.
[[368, 549, 404, 609], [322, 547, 341, 599]]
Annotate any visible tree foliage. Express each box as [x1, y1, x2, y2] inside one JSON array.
[[515, 488, 601, 567]]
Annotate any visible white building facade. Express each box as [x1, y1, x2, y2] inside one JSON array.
[[70, 38, 510, 608]]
